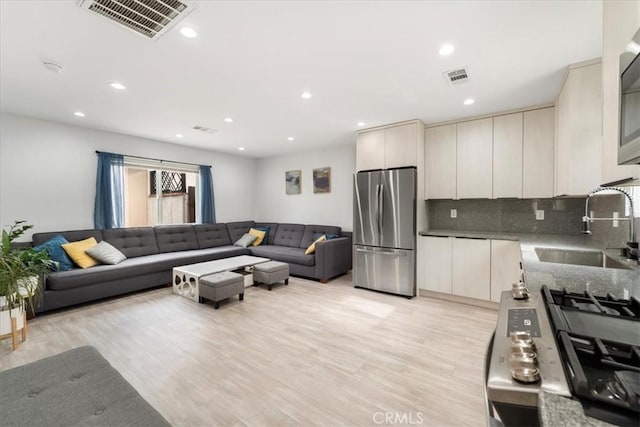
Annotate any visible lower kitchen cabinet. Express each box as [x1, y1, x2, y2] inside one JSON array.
[[418, 236, 452, 293], [452, 238, 491, 300], [418, 235, 522, 304], [490, 240, 523, 302]]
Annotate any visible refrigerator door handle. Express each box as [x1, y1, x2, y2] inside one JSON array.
[[378, 183, 384, 235], [355, 248, 407, 256]]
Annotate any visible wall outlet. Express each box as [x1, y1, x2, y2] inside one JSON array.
[[450, 209, 457, 219], [613, 212, 619, 228], [536, 210, 544, 221]]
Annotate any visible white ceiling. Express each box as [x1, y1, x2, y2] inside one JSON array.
[[0, 0, 602, 158]]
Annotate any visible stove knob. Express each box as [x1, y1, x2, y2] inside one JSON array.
[[511, 331, 532, 343], [512, 282, 529, 300], [509, 351, 537, 364], [510, 358, 541, 383]]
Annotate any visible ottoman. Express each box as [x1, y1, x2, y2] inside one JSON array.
[[199, 271, 244, 309], [253, 261, 290, 291]]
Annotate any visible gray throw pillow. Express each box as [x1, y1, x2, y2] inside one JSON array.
[[234, 233, 257, 248], [85, 241, 127, 265]]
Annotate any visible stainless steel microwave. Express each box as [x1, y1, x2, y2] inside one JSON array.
[[619, 28, 640, 165]]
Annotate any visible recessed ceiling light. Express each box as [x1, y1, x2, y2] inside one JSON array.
[[180, 27, 197, 38], [301, 91, 312, 99], [73, 111, 85, 117], [438, 44, 455, 56], [176, 134, 183, 138], [238, 147, 245, 151], [110, 82, 126, 90], [224, 117, 233, 123], [464, 98, 475, 105], [357, 122, 366, 127], [42, 60, 64, 73], [287, 137, 295, 141]]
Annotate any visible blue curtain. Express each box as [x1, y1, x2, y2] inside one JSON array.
[[199, 165, 216, 224], [94, 152, 125, 229]]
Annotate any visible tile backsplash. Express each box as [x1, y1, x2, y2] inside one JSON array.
[[427, 194, 639, 249]]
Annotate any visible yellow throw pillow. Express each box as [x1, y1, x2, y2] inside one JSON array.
[[305, 234, 326, 255], [248, 228, 266, 246], [61, 237, 99, 269]]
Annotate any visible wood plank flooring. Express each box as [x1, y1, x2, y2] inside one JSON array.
[[0, 273, 497, 426]]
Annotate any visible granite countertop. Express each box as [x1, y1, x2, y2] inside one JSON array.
[[420, 229, 639, 426], [419, 229, 640, 299]]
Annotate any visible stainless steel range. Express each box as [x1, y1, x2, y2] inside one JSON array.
[[485, 284, 640, 427]]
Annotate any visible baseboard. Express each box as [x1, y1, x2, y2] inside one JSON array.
[[418, 289, 499, 310]]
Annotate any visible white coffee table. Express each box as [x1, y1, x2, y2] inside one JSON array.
[[172, 255, 270, 302]]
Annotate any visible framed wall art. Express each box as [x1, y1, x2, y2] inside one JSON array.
[[313, 167, 331, 193], [285, 170, 301, 195]]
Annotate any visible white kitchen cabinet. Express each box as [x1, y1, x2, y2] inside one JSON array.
[[457, 118, 493, 199], [356, 129, 385, 171], [425, 124, 457, 199], [418, 236, 452, 293], [523, 108, 555, 198], [490, 240, 522, 303], [493, 113, 523, 198], [555, 60, 602, 196], [356, 121, 423, 171], [452, 237, 491, 300]]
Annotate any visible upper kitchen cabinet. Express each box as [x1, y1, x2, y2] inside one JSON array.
[[356, 121, 424, 171], [555, 60, 602, 196], [493, 113, 523, 198], [425, 124, 457, 199], [457, 118, 493, 199], [523, 107, 555, 198]]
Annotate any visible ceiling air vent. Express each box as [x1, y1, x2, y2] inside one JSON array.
[[77, 0, 196, 40], [192, 125, 217, 134], [443, 67, 469, 85]]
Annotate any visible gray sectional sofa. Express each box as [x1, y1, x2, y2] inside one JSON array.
[[32, 221, 352, 313]]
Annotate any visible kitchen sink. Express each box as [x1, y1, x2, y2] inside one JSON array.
[[534, 248, 634, 270]]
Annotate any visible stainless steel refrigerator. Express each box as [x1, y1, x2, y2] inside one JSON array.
[[353, 167, 416, 297]]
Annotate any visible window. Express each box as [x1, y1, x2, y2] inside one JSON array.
[[124, 163, 198, 227]]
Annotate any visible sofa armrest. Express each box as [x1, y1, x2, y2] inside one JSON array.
[[315, 236, 352, 282]]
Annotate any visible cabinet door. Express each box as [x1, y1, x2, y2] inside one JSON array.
[[523, 108, 555, 198], [418, 236, 452, 293], [385, 123, 417, 168], [555, 63, 602, 195], [493, 113, 523, 198], [425, 124, 457, 199], [356, 129, 385, 171], [457, 118, 493, 199], [490, 240, 522, 303], [452, 238, 490, 300]]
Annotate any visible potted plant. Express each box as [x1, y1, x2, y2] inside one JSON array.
[[0, 221, 56, 346]]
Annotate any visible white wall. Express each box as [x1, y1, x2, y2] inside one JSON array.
[[601, 1, 640, 182], [0, 113, 257, 239], [253, 144, 356, 231]]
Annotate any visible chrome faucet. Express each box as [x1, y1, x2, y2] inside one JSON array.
[[582, 187, 638, 260]]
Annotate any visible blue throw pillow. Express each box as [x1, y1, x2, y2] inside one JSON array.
[[313, 232, 339, 241], [326, 234, 340, 240], [33, 235, 75, 271], [255, 226, 270, 245]]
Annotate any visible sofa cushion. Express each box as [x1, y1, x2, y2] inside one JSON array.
[[194, 224, 232, 248], [154, 225, 199, 253], [103, 227, 159, 258], [33, 229, 103, 247], [85, 241, 127, 265], [33, 235, 75, 272], [0, 346, 170, 427], [249, 245, 315, 266], [299, 224, 342, 249], [272, 223, 305, 248], [248, 228, 266, 246], [254, 222, 278, 245], [234, 233, 257, 248], [226, 221, 255, 243], [61, 237, 100, 269], [46, 246, 250, 291]]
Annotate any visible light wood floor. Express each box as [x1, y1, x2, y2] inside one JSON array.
[[0, 273, 497, 427]]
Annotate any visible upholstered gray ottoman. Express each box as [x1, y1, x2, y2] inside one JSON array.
[[0, 346, 170, 426], [199, 271, 244, 309], [253, 261, 290, 290]]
